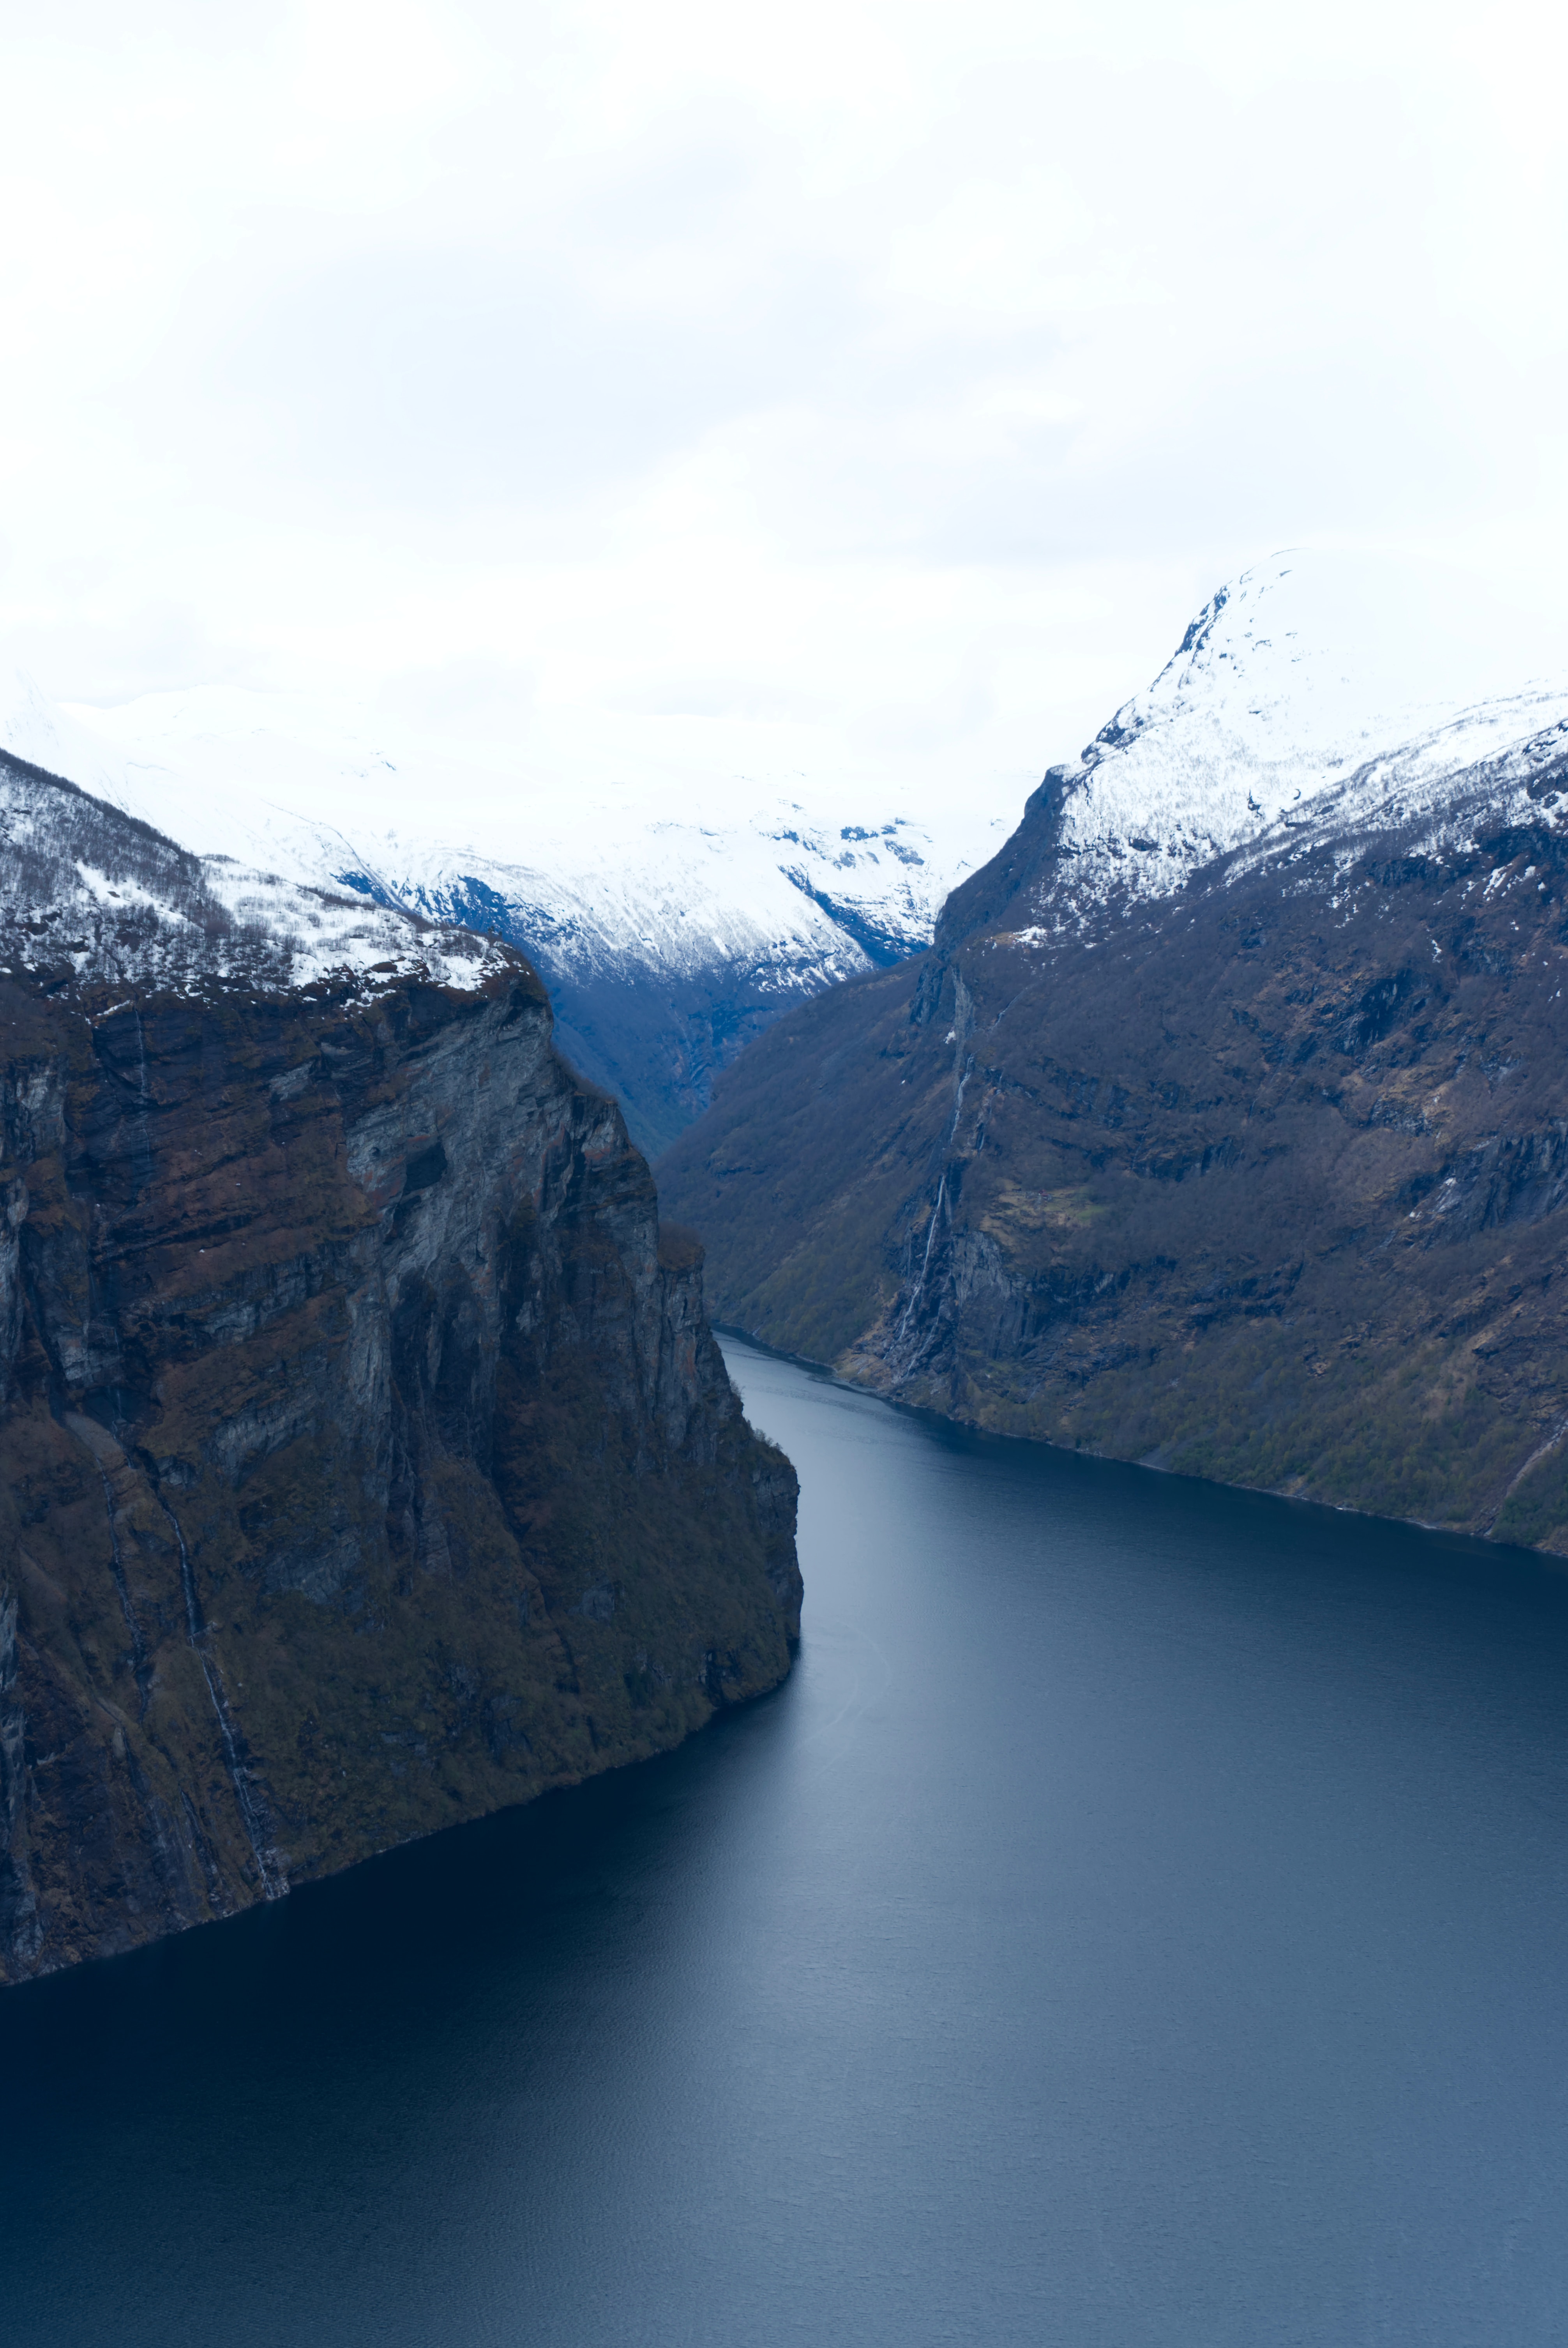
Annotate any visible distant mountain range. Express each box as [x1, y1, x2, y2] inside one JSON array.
[[659, 551, 1568, 1551], [12, 545, 1568, 1554], [0, 677, 1009, 1155]]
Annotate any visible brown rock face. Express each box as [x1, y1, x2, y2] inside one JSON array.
[[0, 963, 800, 1985], [659, 724, 1568, 1554]]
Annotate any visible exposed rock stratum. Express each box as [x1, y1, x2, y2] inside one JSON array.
[[0, 750, 799, 1986]]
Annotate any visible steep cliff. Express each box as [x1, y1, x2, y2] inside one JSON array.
[[0, 752, 800, 1986], [659, 562, 1568, 1551]]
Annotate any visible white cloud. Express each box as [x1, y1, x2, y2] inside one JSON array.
[[1, 0, 1565, 828]]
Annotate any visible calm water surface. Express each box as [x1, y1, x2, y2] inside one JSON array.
[[6, 1338, 1568, 2345]]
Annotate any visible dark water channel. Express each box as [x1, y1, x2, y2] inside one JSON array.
[[7, 1337, 1568, 2344]]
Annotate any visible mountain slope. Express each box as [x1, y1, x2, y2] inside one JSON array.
[[0, 749, 800, 1985], [0, 677, 1010, 1156], [658, 553, 1568, 1550]]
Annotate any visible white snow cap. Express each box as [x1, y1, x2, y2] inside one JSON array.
[[0, 679, 1008, 995], [6, 546, 1566, 974], [0, 759, 514, 1001], [1047, 549, 1568, 909]]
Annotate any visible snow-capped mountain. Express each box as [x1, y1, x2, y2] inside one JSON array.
[[9, 547, 1561, 1151], [0, 742, 512, 1004], [1009, 550, 1568, 939], [659, 550, 1568, 1556], [0, 674, 1010, 1154]]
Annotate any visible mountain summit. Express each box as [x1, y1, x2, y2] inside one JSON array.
[[1026, 550, 1568, 931]]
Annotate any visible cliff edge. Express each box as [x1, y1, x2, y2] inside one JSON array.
[[0, 753, 800, 1985]]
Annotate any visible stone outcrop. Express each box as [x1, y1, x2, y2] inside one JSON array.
[[0, 798, 799, 1984]]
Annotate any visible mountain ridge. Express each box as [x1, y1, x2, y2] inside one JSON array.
[[657, 554, 1568, 1551]]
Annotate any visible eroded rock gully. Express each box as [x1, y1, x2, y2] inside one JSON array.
[[0, 961, 799, 1984]]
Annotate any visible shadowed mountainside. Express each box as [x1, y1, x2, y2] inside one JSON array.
[[660, 617, 1568, 1549], [0, 752, 800, 1986]]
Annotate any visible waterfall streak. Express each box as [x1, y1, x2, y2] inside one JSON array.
[[897, 1174, 946, 1339], [154, 1490, 285, 1901]]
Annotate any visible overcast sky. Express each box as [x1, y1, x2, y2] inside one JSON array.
[[2, 0, 1565, 817]]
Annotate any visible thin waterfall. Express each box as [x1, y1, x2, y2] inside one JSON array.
[[897, 1173, 946, 1340], [154, 1488, 286, 1901]]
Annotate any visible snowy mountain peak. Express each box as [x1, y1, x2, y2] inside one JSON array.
[[1036, 550, 1568, 926]]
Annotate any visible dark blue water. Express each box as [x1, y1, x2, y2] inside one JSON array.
[[7, 1339, 1568, 2345]]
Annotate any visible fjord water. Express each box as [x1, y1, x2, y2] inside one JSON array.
[[8, 1344, 1568, 2345]]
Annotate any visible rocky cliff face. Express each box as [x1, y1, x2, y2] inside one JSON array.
[[0, 753, 799, 1987], [659, 564, 1568, 1553]]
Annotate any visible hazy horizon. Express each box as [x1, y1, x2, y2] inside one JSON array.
[[4, 0, 1565, 820]]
